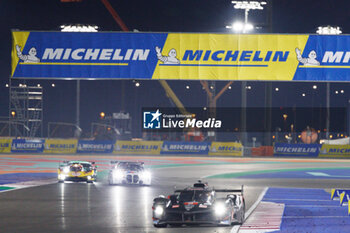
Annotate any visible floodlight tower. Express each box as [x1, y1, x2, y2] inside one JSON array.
[[228, 1, 267, 147], [227, 1, 267, 33], [60, 24, 99, 129], [316, 25, 342, 139]]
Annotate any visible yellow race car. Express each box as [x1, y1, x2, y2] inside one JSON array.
[[58, 161, 97, 183]]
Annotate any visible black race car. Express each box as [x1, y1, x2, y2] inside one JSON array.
[[152, 181, 245, 227]]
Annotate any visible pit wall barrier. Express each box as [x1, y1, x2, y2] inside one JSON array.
[[251, 146, 273, 156], [77, 140, 114, 153], [273, 143, 320, 157], [0, 138, 244, 156], [5, 138, 350, 158], [11, 139, 45, 153], [161, 141, 210, 155]]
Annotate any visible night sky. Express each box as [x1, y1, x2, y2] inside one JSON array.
[[1, 0, 350, 138]]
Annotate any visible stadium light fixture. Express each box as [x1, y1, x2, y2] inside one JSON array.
[[186, 85, 190, 89], [316, 26, 342, 35], [302, 93, 306, 97], [226, 22, 254, 32], [135, 82, 140, 87], [228, 1, 267, 33], [60, 24, 99, 32], [275, 87, 279, 92], [232, 1, 267, 10], [283, 114, 288, 121], [313, 85, 317, 89], [51, 83, 56, 87], [5, 84, 9, 87]]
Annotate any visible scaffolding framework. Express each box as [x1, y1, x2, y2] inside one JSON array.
[[10, 86, 43, 137]]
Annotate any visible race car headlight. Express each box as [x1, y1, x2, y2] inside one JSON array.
[[113, 170, 124, 179], [58, 174, 66, 180], [214, 203, 227, 216], [87, 176, 92, 180], [142, 171, 151, 180], [63, 167, 70, 173], [154, 206, 164, 216]]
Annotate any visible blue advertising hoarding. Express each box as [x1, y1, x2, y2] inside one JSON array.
[[161, 141, 210, 154], [77, 140, 114, 153], [11, 139, 44, 153], [274, 143, 321, 157]]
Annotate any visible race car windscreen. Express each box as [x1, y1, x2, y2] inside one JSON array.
[[81, 164, 92, 171], [117, 163, 142, 171], [179, 190, 212, 203], [69, 164, 84, 172]]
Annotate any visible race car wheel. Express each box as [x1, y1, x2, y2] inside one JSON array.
[[238, 211, 244, 225], [108, 178, 113, 185], [58, 180, 64, 183], [153, 223, 167, 228], [239, 202, 246, 224]]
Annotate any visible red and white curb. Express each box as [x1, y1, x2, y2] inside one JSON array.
[[231, 187, 285, 233], [238, 201, 284, 232], [0, 178, 57, 193]]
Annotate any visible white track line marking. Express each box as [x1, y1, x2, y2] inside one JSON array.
[[263, 198, 332, 201], [245, 187, 269, 220], [0, 178, 57, 193], [284, 205, 342, 207], [230, 187, 269, 233], [283, 216, 349, 219]]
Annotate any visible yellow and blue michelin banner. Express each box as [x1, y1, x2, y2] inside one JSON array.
[[0, 138, 12, 153], [12, 31, 350, 81], [44, 139, 77, 154], [208, 142, 243, 156], [319, 144, 350, 158], [114, 141, 162, 154]]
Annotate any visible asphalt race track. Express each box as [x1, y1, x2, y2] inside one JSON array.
[[1, 155, 350, 233]]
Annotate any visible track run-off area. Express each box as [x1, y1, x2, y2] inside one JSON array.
[[1, 154, 350, 233]]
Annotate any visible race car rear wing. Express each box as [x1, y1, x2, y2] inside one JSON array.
[[110, 161, 145, 165], [174, 185, 244, 194], [215, 185, 243, 194]]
